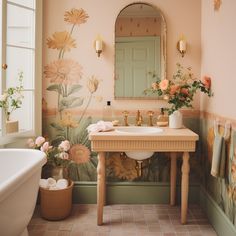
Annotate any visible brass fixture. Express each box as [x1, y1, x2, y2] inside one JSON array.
[[94, 35, 103, 57], [136, 110, 143, 126], [122, 110, 129, 126], [2, 64, 7, 70], [147, 110, 154, 126], [177, 37, 187, 57], [135, 160, 143, 177]]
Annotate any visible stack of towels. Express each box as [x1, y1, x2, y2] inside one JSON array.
[[87, 120, 114, 133], [39, 178, 68, 190]]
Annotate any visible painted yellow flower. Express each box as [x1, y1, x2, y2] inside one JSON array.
[[44, 59, 83, 84], [60, 112, 78, 128], [47, 31, 76, 51], [106, 153, 138, 181], [64, 8, 89, 26], [87, 75, 99, 93], [69, 144, 90, 164]]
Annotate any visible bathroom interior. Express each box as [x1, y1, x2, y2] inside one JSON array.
[[0, 0, 236, 235]]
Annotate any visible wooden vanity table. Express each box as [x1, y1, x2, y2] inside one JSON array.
[[89, 127, 199, 225]]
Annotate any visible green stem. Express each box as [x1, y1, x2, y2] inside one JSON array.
[[78, 92, 92, 124]]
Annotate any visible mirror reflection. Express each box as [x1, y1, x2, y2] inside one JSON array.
[[114, 3, 166, 99]]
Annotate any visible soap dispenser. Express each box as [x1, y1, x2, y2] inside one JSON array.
[[156, 108, 168, 126], [102, 101, 113, 121]]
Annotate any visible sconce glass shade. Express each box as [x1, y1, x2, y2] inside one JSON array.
[[177, 39, 187, 57], [94, 37, 103, 57]]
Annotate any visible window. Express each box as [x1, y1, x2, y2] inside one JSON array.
[[0, 0, 42, 142]]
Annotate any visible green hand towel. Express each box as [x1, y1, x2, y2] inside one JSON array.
[[211, 135, 223, 177], [219, 137, 226, 178]]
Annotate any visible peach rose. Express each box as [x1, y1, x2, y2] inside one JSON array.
[[40, 142, 52, 152], [35, 136, 45, 147], [59, 140, 70, 151], [181, 88, 189, 95], [202, 76, 211, 89], [151, 82, 158, 90], [27, 138, 35, 148], [159, 79, 169, 91], [170, 85, 179, 95]]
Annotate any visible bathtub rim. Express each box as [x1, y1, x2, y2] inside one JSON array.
[[0, 149, 47, 202]]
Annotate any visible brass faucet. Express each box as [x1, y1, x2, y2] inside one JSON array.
[[122, 110, 129, 126], [136, 110, 143, 126], [147, 110, 154, 126]]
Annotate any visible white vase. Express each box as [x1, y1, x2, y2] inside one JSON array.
[[169, 110, 183, 129]]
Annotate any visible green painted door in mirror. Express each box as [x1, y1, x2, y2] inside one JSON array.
[[115, 37, 160, 98]]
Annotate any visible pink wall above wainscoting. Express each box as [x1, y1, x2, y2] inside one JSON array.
[[42, 0, 201, 115]]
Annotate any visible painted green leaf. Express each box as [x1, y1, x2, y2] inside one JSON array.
[[59, 96, 84, 111], [50, 122, 64, 131], [68, 84, 82, 95], [47, 84, 62, 94]]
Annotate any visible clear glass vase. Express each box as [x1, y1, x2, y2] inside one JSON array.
[[51, 166, 68, 181]]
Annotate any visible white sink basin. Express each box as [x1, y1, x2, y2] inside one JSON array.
[[115, 126, 163, 160], [116, 126, 163, 134]]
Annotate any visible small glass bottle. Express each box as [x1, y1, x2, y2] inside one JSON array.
[[156, 108, 168, 126], [103, 101, 113, 121]]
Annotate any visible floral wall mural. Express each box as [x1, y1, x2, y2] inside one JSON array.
[[43, 8, 100, 181], [201, 117, 236, 228], [42, 1, 201, 183]]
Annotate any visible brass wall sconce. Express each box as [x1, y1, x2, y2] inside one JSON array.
[[177, 38, 187, 57], [94, 35, 103, 57]]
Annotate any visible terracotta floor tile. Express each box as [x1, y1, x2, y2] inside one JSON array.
[[28, 204, 217, 236]]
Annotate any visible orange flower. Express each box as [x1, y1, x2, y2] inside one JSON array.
[[44, 59, 83, 84], [169, 85, 179, 95], [69, 144, 90, 164], [47, 31, 76, 51], [64, 8, 89, 25], [202, 76, 211, 89], [180, 88, 189, 95], [159, 79, 169, 91]]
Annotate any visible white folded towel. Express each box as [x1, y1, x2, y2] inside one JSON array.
[[39, 179, 48, 188], [39, 178, 69, 190], [47, 177, 57, 188], [56, 179, 68, 189], [87, 120, 113, 133]]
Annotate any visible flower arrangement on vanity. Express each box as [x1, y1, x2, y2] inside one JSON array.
[[145, 63, 213, 128], [0, 71, 24, 133]]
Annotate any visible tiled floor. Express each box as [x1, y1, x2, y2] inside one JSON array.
[[29, 204, 218, 236]]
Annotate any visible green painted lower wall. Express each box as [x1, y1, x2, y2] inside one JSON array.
[[200, 186, 236, 236], [72, 181, 200, 204]]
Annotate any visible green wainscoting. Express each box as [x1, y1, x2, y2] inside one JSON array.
[[72, 181, 199, 204], [200, 187, 236, 236]]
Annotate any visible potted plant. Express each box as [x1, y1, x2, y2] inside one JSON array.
[[28, 136, 75, 220], [0, 71, 24, 133], [145, 63, 213, 128]]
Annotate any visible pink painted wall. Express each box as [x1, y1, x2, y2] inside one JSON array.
[[201, 0, 236, 120], [43, 0, 201, 115], [116, 17, 161, 37]]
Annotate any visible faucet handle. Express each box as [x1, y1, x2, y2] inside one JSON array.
[[147, 110, 154, 126], [122, 110, 129, 126]]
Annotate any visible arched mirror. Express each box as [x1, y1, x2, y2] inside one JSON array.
[[114, 3, 166, 99]]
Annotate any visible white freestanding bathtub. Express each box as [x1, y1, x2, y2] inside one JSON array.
[[0, 149, 47, 236]]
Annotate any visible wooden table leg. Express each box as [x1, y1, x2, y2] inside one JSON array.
[[170, 152, 177, 206], [97, 152, 105, 226], [181, 152, 190, 224]]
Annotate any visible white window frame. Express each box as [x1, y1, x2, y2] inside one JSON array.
[[0, 0, 42, 145]]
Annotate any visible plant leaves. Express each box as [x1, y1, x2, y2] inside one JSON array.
[[47, 84, 62, 94], [50, 122, 64, 131], [59, 96, 84, 111], [68, 84, 82, 95]]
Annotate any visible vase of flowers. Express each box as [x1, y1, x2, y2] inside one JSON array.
[[0, 71, 24, 133], [145, 63, 213, 128], [27, 136, 75, 220]]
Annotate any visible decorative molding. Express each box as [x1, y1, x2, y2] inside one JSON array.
[[200, 186, 236, 236]]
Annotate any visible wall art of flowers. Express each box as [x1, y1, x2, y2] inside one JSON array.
[[43, 8, 100, 181]]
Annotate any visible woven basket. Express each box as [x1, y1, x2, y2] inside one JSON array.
[[39, 180, 74, 220]]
